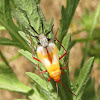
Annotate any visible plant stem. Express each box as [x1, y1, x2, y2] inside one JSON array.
[[80, 4, 100, 67], [0, 50, 9, 66], [0, 19, 31, 52]]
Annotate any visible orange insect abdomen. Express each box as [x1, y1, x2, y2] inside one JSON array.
[[49, 63, 61, 82]]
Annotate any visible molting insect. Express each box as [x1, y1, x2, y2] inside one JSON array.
[[25, 5, 76, 100]]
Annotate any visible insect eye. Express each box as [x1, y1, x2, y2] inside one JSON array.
[[48, 39, 51, 41], [38, 42, 40, 45]]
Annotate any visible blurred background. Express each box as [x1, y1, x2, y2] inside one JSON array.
[[0, 0, 100, 99]]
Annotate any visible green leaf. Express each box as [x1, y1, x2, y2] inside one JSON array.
[[26, 72, 56, 100], [58, 33, 73, 100], [18, 49, 48, 79], [18, 49, 39, 65], [73, 57, 94, 100], [26, 72, 48, 91], [81, 78, 97, 100], [58, 0, 80, 49], [0, 26, 6, 30], [74, 68, 80, 82], [59, 33, 71, 61], [0, 37, 23, 48], [0, 61, 32, 94], [0, 0, 18, 41], [12, 0, 52, 35], [47, 18, 54, 40], [9, 53, 21, 61], [0, 0, 31, 52], [18, 31, 38, 49], [18, 31, 31, 46]]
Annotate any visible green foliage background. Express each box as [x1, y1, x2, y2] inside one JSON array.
[[0, 0, 100, 100]]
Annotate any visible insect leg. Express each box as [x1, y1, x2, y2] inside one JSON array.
[[37, 64, 47, 73], [60, 61, 67, 74], [30, 38, 41, 62], [55, 29, 67, 60], [59, 52, 67, 60], [48, 77, 52, 81], [25, 30, 40, 62], [57, 38, 67, 60]]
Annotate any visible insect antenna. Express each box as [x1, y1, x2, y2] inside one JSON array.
[[46, 25, 54, 36], [37, 5, 44, 34], [59, 80, 76, 96], [24, 12, 39, 35], [25, 29, 39, 39], [56, 83, 58, 100], [37, 5, 54, 36]]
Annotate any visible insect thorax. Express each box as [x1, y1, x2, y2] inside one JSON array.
[[39, 34, 48, 47]]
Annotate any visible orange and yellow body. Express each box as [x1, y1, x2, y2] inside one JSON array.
[[37, 41, 61, 82]]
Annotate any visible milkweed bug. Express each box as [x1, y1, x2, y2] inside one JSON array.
[[25, 5, 76, 100]]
